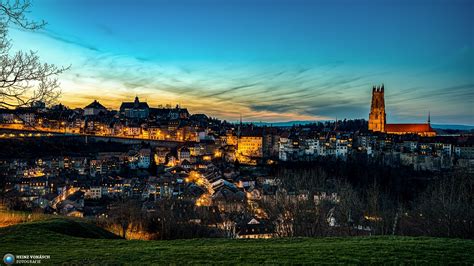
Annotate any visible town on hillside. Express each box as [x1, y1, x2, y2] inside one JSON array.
[[0, 87, 472, 239]]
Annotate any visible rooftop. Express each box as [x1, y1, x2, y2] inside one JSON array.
[[84, 100, 107, 110], [386, 123, 435, 133]]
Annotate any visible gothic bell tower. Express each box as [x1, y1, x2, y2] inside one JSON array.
[[368, 84, 386, 132]]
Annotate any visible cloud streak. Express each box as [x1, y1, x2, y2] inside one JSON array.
[[10, 20, 474, 124], [56, 51, 473, 124]]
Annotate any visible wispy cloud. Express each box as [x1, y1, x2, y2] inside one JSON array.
[[26, 28, 102, 53], [10, 25, 474, 124]]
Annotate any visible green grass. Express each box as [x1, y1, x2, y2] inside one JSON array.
[[1, 218, 473, 265]]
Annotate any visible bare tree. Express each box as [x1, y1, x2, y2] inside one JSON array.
[[332, 179, 364, 235], [108, 199, 141, 239], [0, 0, 67, 109], [365, 180, 398, 235], [406, 171, 474, 238]]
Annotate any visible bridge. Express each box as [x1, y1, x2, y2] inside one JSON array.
[[0, 125, 191, 148]]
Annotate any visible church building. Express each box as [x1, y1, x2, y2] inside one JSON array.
[[119, 96, 149, 119], [368, 85, 436, 137]]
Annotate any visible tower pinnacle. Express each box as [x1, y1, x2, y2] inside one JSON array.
[[368, 84, 386, 132]]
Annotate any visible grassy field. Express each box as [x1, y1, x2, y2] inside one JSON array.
[[0, 218, 473, 265]]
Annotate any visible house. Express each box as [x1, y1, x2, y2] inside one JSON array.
[[125, 124, 142, 137], [183, 183, 206, 199], [212, 180, 245, 212], [335, 138, 349, 160], [0, 109, 16, 123], [138, 149, 151, 168], [154, 147, 170, 165], [0, 108, 36, 125], [168, 105, 190, 120], [17, 108, 37, 125], [236, 218, 274, 239], [141, 184, 157, 200], [189, 114, 208, 126], [236, 177, 256, 189], [148, 126, 165, 140], [15, 177, 49, 196], [149, 107, 171, 120], [238, 134, 263, 158], [31, 100, 46, 110], [84, 186, 102, 199], [84, 100, 107, 116], [181, 159, 192, 170], [178, 147, 191, 163], [120, 96, 149, 119], [128, 149, 151, 169]]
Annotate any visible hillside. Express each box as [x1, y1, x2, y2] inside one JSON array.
[[1, 218, 473, 264]]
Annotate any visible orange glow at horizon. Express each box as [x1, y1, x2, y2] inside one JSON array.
[[57, 87, 328, 123]]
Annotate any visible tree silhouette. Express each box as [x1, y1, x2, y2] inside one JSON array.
[[0, 0, 68, 109]]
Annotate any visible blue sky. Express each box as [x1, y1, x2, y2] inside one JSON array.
[[11, 0, 474, 124]]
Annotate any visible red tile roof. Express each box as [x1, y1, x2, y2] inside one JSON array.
[[385, 123, 435, 133]]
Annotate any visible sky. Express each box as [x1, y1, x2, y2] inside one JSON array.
[[10, 0, 474, 124]]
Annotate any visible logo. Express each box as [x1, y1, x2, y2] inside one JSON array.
[[3, 254, 15, 265]]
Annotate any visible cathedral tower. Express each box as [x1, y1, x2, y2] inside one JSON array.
[[368, 84, 386, 132]]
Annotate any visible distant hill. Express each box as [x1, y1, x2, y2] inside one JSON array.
[[242, 121, 322, 127], [240, 121, 474, 130], [0, 218, 473, 264], [432, 124, 474, 130]]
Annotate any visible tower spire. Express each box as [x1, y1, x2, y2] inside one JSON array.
[[134, 95, 139, 107], [368, 84, 386, 132], [428, 111, 431, 124]]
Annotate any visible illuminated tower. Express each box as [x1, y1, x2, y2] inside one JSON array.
[[368, 84, 386, 132]]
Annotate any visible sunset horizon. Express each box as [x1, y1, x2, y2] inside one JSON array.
[[9, 0, 474, 124]]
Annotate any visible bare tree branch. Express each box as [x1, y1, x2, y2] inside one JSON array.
[[0, 0, 46, 30], [0, 0, 67, 110]]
